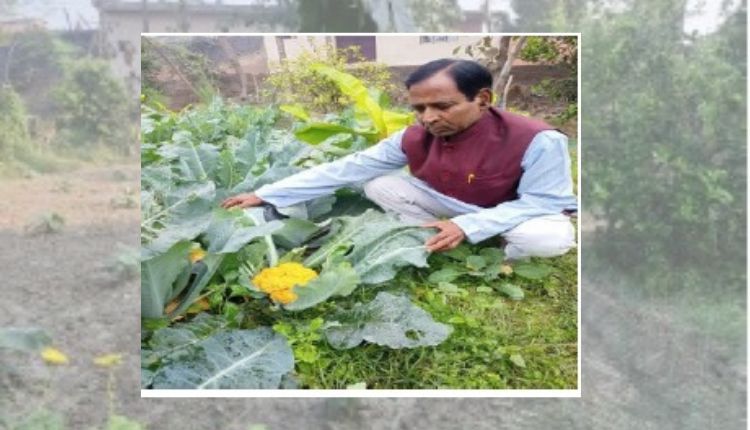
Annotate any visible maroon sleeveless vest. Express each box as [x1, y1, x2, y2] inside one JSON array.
[[401, 108, 554, 208]]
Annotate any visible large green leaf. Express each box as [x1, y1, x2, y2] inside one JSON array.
[[427, 267, 463, 284], [283, 262, 360, 311], [303, 210, 378, 267], [149, 327, 294, 389], [279, 104, 311, 122], [310, 63, 388, 138], [348, 226, 431, 284], [272, 218, 322, 249], [497, 283, 525, 301], [202, 208, 283, 254], [304, 210, 431, 284], [513, 262, 554, 280], [141, 182, 216, 259], [294, 123, 356, 145], [140, 165, 173, 198], [382, 109, 414, 135], [141, 241, 191, 319], [157, 141, 219, 183], [0, 328, 51, 352], [142, 313, 230, 369], [321, 189, 379, 220], [323, 292, 452, 349]]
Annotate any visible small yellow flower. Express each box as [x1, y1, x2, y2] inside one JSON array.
[[500, 264, 514, 276], [40, 347, 69, 365], [189, 244, 206, 263], [93, 353, 123, 368], [252, 262, 318, 304]]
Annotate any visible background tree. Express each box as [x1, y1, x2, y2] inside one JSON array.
[[297, 0, 377, 32], [3, 31, 72, 115], [582, 0, 746, 293], [0, 85, 31, 162], [52, 59, 130, 155], [407, 0, 463, 31], [264, 43, 395, 113]]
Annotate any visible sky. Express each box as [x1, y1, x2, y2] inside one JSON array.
[[9, 0, 742, 34]]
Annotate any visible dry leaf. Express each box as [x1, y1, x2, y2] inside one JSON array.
[[40, 347, 69, 365], [93, 353, 123, 368]]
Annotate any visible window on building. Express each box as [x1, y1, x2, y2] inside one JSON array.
[[419, 36, 459, 44]]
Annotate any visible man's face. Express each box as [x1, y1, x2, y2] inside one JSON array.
[[407, 71, 490, 137]]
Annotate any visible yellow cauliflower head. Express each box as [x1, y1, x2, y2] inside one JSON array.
[[251, 262, 318, 304]]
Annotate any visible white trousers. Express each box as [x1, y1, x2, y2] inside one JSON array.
[[363, 174, 576, 260]]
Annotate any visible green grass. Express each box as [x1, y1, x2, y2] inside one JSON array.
[[275, 244, 578, 390]]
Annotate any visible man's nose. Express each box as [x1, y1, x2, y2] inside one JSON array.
[[421, 107, 440, 124]]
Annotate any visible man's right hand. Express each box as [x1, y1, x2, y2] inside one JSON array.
[[221, 192, 264, 209]]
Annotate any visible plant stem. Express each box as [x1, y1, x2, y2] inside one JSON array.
[[246, 211, 279, 267]]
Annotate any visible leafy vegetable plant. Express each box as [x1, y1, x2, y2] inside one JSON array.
[[140, 98, 558, 389]]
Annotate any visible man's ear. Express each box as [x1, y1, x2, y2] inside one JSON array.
[[476, 88, 493, 108]]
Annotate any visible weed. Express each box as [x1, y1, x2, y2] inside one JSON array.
[[24, 212, 65, 236]]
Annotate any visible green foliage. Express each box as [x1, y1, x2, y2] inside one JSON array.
[[0, 86, 31, 161], [284, 263, 360, 311], [107, 245, 141, 282], [0, 328, 51, 353], [8, 409, 66, 430], [5, 31, 72, 96], [140, 96, 576, 389], [278, 66, 413, 173], [141, 38, 218, 105], [296, 0, 377, 32], [407, 0, 463, 31], [24, 212, 65, 236], [582, 3, 746, 292], [104, 415, 145, 430], [323, 292, 453, 349], [520, 36, 577, 64], [52, 59, 130, 154], [264, 43, 395, 113], [272, 317, 325, 364], [522, 36, 578, 106], [301, 248, 578, 389], [145, 320, 294, 389]]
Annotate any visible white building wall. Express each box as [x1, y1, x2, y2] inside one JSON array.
[[264, 35, 488, 67], [375, 35, 484, 66]]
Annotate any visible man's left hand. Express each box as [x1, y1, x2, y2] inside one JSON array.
[[423, 220, 466, 252]]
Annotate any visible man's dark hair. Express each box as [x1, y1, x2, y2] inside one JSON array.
[[404, 59, 493, 100]]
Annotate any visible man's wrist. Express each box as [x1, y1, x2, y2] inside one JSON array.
[[449, 216, 476, 241]]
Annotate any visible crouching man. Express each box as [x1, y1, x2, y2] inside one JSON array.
[[222, 59, 577, 259]]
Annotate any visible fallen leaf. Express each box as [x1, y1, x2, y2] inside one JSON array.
[[509, 353, 526, 368], [186, 298, 211, 314], [164, 299, 179, 315], [94, 353, 123, 368], [40, 347, 69, 365]]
